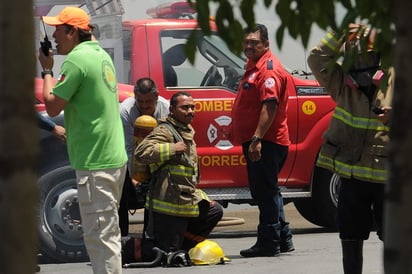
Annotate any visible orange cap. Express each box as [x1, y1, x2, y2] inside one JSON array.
[[42, 7, 91, 31]]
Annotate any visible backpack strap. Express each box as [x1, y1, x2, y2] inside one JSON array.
[[162, 121, 183, 142], [161, 121, 192, 164]]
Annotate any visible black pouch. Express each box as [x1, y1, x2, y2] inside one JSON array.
[[133, 181, 149, 209], [123, 170, 149, 211], [129, 168, 161, 211]]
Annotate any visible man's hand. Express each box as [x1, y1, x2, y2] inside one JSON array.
[[52, 125, 66, 143], [38, 47, 54, 71], [377, 106, 392, 125], [248, 141, 262, 162], [174, 141, 187, 154]]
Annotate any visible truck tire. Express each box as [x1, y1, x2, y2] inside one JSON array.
[[38, 166, 88, 262], [294, 166, 340, 228]]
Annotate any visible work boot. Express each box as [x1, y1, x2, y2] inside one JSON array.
[[280, 238, 295, 253], [240, 223, 281, 257], [341, 240, 363, 274], [279, 213, 294, 253], [240, 243, 280, 257]]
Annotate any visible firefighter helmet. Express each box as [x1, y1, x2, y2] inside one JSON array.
[[132, 115, 158, 182], [188, 240, 230, 265], [135, 115, 158, 129]]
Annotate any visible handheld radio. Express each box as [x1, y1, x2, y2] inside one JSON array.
[[40, 19, 52, 56]]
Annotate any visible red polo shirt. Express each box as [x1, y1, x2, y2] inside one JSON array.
[[231, 50, 290, 146]]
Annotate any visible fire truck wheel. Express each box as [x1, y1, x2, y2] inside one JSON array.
[[38, 166, 89, 263], [294, 166, 340, 228]]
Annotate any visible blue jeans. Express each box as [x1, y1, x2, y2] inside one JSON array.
[[242, 141, 292, 241]]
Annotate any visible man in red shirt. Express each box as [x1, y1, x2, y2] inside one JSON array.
[[232, 23, 294, 257]]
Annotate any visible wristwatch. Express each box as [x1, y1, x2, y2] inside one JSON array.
[[41, 70, 53, 79], [251, 135, 261, 143]]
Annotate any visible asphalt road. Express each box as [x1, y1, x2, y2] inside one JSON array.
[[38, 204, 384, 273]]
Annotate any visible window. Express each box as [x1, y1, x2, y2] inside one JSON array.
[[160, 30, 245, 92]]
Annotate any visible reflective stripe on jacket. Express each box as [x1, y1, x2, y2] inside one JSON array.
[[135, 116, 210, 217], [308, 32, 393, 184]]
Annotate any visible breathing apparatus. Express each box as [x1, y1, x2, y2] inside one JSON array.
[[132, 115, 158, 182]]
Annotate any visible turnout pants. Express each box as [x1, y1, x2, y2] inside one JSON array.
[[141, 200, 223, 261]]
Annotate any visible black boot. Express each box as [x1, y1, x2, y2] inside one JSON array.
[[240, 242, 280, 257], [240, 224, 281, 257], [280, 238, 295, 253], [341, 240, 363, 274], [280, 221, 294, 253], [279, 194, 294, 253]]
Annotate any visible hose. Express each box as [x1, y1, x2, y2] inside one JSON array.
[[217, 216, 245, 226], [122, 247, 165, 268]]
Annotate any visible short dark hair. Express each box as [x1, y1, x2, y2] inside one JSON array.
[[134, 77, 158, 96], [64, 24, 93, 42], [170, 91, 192, 107], [244, 23, 269, 43]]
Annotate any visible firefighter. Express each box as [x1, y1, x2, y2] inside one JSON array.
[[130, 91, 223, 263], [307, 24, 393, 274], [118, 77, 169, 236]]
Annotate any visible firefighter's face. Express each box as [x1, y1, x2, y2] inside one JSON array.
[[170, 95, 195, 125], [243, 30, 268, 63], [135, 92, 158, 116]]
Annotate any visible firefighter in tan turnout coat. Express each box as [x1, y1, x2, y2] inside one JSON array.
[[308, 24, 393, 274], [133, 91, 223, 262]]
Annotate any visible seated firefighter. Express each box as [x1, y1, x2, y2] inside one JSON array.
[[122, 91, 223, 265]]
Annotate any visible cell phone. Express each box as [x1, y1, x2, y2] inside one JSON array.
[[40, 19, 52, 56], [372, 106, 384, 115]]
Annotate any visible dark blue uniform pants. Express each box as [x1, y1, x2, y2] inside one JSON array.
[[242, 141, 292, 242]]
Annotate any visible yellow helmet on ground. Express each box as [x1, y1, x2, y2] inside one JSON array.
[[188, 240, 230, 265]]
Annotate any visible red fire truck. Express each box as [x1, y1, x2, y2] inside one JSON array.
[[35, 0, 338, 262]]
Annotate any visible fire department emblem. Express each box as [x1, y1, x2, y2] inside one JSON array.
[[265, 77, 275, 88], [207, 115, 233, 150]]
